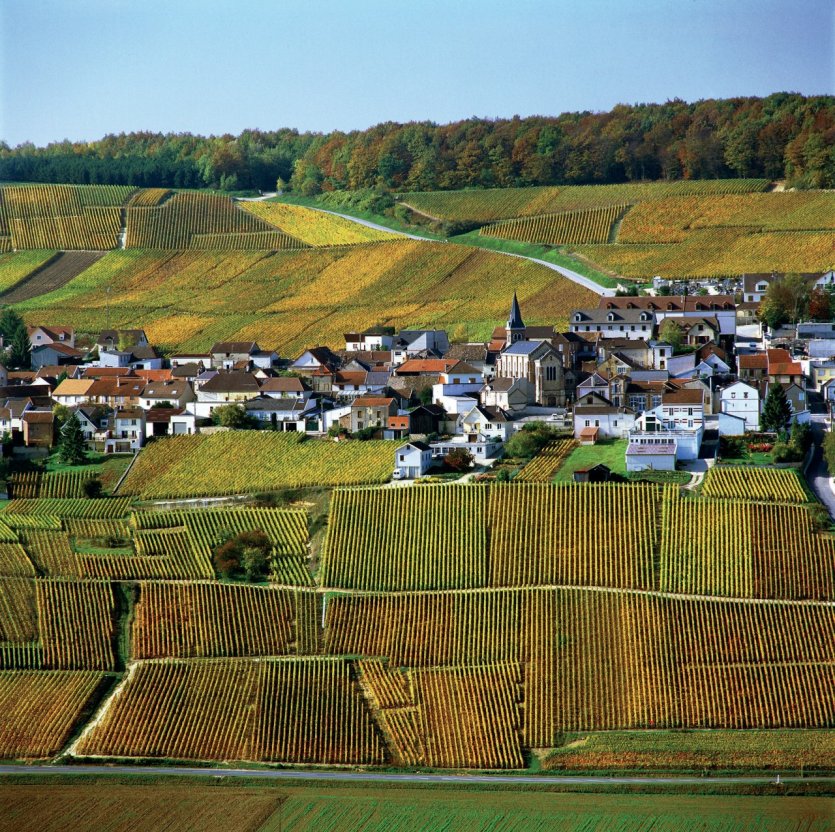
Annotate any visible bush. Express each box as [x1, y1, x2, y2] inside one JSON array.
[[808, 503, 831, 532], [504, 422, 561, 461], [444, 447, 474, 471], [82, 478, 103, 499]]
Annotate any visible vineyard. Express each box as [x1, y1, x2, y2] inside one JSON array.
[[0, 250, 57, 294], [1, 497, 134, 519], [576, 227, 835, 278], [700, 466, 808, 502], [243, 201, 393, 245], [516, 439, 577, 481], [0, 670, 105, 758], [401, 179, 769, 224], [16, 240, 597, 353], [76, 657, 385, 765], [119, 432, 396, 498], [0, 478, 831, 769], [480, 205, 626, 245], [124, 192, 307, 249], [0, 184, 132, 250], [617, 192, 835, 243]]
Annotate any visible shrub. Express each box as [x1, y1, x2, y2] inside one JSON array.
[[82, 478, 103, 499]]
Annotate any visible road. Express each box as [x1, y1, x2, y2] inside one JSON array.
[[804, 413, 835, 518], [299, 204, 614, 295], [0, 764, 827, 785]]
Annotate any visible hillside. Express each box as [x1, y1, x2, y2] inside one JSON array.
[[12, 240, 597, 353]]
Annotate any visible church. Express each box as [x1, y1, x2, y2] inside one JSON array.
[[493, 294, 567, 407]]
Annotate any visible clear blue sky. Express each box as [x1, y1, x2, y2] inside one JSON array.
[[1, 0, 832, 147]]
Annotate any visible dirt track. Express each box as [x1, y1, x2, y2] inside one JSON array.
[[0, 250, 106, 303]]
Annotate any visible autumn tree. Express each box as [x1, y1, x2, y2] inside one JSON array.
[[658, 318, 684, 353]]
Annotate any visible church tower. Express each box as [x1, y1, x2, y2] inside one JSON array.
[[505, 292, 526, 347]]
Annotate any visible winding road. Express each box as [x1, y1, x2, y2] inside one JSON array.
[[0, 764, 825, 786], [296, 203, 616, 295]]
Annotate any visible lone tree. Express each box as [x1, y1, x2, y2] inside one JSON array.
[[761, 383, 793, 433], [58, 413, 87, 465], [213, 530, 272, 582], [658, 318, 684, 353], [444, 447, 474, 472]]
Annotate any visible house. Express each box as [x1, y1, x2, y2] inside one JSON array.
[[22, 411, 54, 448], [429, 435, 502, 463], [349, 396, 398, 433], [210, 341, 275, 371], [145, 408, 197, 439], [104, 407, 146, 453], [443, 343, 489, 376], [194, 372, 261, 418], [72, 405, 110, 444], [597, 295, 737, 339], [244, 396, 316, 431], [573, 403, 635, 440], [656, 388, 704, 431], [496, 340, 565, 406], [98, 343, 163, 371], [290, 346, 341, 377], [394, 441, 432, 479], [52, 379, 96, 407], [394, 358, 458, 377], [30, 342, 85, 369], [139, 380, 195, 411], [821, 377, 835, 405], [28, 325, 75, 349], [625, 442, 677, 472], [742, 273, 775, 304], [667, 316, 721, 346], [391, 330, 450, 364], [772, 381, 809, 420], [440, 361, 483, 385], [628, 408, 703, 461], [459, 404, 513, 442], [404, 404, 445, 436], [171, 362, 207, 384], [480, 377, 529, 412], [344, 327, 394, 352], [569, 308, 656, 340], [259, 376, 311, 400], [170, 352, 210, 368], [809, 360, 835, 391], [97, 329, 148, 351], [86, 377, 146, 409]]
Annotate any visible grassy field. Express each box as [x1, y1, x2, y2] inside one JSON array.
[[552, 439, 628, 482], [0, 778, 832, 831]]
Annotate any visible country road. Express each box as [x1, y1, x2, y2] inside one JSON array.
[[0, 764, 829, 786], [804, 413, 835, 518], [297, 204, 615, 295]]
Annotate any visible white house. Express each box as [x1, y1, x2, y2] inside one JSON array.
[[459, 405, 513, 441], [440, 361, 483, 385], [139, 380, 195, 411], [720, 381, 760, 431], [344, 328, 394, 352], [628, 410, 703, 461], [394, 441, 433, 479], [573, 403, 636, 440]]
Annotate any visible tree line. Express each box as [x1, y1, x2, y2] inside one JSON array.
[[1, 93, 832, 193]]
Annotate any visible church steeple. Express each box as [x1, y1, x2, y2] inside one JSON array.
[[506, 292, 525, 347]]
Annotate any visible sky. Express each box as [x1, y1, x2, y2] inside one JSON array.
[[1, 0, 832, 147]]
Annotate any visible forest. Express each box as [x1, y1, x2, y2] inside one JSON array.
[[1, 93, 833, 192]]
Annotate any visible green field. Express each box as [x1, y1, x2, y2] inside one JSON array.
[[0, 777, 831, 832], [552, 439, 629, 482]]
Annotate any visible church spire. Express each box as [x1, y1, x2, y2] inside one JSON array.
[[506, 292, 526, 347], [507, 292, 525, 330]]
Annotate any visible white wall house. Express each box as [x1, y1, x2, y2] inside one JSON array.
[[720, 381, 760, 431], [394, 441, 432, 479], [573, 404, 635, 440]]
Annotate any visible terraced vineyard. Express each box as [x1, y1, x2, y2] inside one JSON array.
[[481, 205, 626, 245]]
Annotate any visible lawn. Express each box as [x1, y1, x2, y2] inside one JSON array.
[[552, 439, 628, 482]]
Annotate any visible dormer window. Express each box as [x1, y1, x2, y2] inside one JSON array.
[[574, 313, 581, 322], [607, 312, 616, 322]]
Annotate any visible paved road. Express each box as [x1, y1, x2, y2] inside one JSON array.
[[0, 764, 827, 785], [301, 205, 614, 295], [804, 414, 835, 518]]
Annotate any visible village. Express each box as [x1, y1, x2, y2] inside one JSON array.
[[0, 269, 832, 484]]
